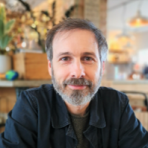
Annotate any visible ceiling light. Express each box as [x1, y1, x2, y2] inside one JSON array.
[[115, 32, 132, 49], [128, 10, 148, 27], [114, 4, 132, 50], [115, 30, 130, 40], [128, 0, 148, 27], [116, 4, 131, 44]]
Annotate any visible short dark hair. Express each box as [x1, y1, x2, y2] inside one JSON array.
[[45, 18, 108, 62]]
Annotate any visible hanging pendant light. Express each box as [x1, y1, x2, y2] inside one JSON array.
[[116, 29, 130, 39], [128, 0, 148, 27], [128, 10, 148, 27], [115, 4, 132, 49], [115, 29, 132, 50], [115, 29, 130, 44]]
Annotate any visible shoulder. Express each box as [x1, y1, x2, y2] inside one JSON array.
[[99, 86, 128, 100], [25, 84, 54, 94], [20, 84, 56, 110], [24, 84, 55, 98], [98, 87, 129, 109]]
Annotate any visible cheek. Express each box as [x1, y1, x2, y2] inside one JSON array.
[[52, 64, 70, 82], [91, 71, 100, 82], [85, 65, 101, 80], [52, 60, 73, 79]]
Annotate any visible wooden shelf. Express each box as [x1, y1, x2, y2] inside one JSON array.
[[109, 49, 128, 53], [0, 80, 52, 87]]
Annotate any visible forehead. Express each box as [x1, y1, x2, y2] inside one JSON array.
[[53, 29, 96, 41], [52, 29, 99, 54]]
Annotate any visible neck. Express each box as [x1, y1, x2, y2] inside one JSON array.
[[64, 101, 90, 117]]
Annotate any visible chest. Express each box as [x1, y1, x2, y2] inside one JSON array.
[[48, 125, 118, 148]]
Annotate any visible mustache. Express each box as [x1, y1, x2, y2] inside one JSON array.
[[63, 78, 92, 86]]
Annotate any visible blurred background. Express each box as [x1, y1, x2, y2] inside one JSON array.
[[0, 0, 148, 133]]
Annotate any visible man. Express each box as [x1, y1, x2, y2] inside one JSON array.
[[0, 18, 148, 148]]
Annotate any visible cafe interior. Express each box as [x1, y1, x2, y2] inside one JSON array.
[[0, 0, 148, 133]]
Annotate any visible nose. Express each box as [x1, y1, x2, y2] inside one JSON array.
[[71, 60, 85, 78]]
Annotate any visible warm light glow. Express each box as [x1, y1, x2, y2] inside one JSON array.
[[118, 36, 129, 43], [31, 23, 36, 28], [128, 11, 148, 27], [136, 18, 141, 22], [0, 3, 5, 7], [114, 31, 132, 50], [34, 21, 38, 25], [129, 18, 148, 27]]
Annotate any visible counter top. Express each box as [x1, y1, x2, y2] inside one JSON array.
[[0, 80, 52, 87], [112, 80, 148, 84], [1, 79, 148, 88], [101, 80, 148, 94]]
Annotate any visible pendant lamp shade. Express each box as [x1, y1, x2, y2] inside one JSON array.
[[128, 10, 148, 27]]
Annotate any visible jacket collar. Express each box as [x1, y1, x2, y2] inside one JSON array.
[[51, 87, 106, 129], [50, 90, 70, 128], [89, 90, 106, 128]]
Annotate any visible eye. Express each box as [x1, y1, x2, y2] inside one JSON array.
[[60, 57, 71, 61], [83, 56, 94, 61]]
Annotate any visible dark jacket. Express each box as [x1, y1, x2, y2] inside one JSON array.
[[0, 84, 148, 148]]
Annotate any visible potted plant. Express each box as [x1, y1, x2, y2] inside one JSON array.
[[0, 5, 15, 73]]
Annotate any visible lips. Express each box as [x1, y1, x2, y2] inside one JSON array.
[[67, 85, 87, 90]]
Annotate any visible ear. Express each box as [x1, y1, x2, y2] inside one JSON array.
[[102, 61, 105, 75], [47, 60, 52, 76]]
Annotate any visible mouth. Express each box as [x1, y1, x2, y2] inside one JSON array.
[[67, 85, 87, 90]]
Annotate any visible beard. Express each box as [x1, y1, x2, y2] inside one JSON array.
[[51, 68, 102, 106]]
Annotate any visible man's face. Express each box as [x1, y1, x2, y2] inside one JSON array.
[[48, 29, 103, 106]]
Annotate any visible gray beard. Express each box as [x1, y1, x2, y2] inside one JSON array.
[[51, 68, 102, 106]]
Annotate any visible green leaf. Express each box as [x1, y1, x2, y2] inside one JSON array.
[[5, 19, 15, 34], [0, 39, 2, 48], [0, 6, 6, 22], [0, 35, 12, 49], [0, 19, 4, 38]]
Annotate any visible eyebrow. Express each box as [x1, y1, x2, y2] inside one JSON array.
[[82, 52, 97, 57], [57, 51, 97, 58], [57, 52, 72, 57]]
